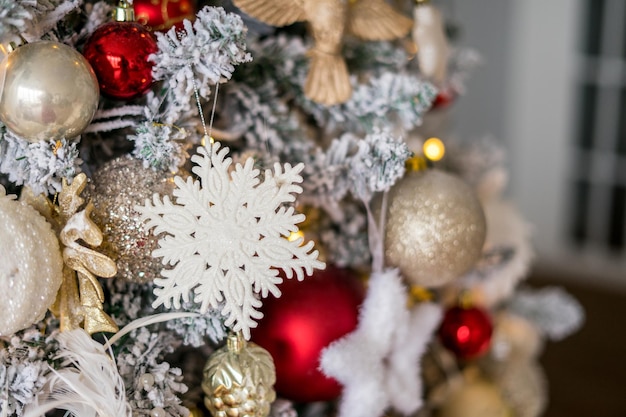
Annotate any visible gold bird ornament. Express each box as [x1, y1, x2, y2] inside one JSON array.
[[233, 0, 413, 105]]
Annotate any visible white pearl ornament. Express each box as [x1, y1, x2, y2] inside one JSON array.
[[0, 188, 63, 335]]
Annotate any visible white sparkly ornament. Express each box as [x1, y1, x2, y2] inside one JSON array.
[[412, 1, 450, 84], [384, 169, 487, 288], [0, 186, 63, 335], [137, 142, 325, 339], [0, 41, 99, 142]]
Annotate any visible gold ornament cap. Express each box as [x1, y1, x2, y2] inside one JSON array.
[[202, 332, 276, 417], [113, 0, 135, 22]]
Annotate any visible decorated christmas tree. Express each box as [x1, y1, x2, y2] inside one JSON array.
[[0, 1, 585, 417]]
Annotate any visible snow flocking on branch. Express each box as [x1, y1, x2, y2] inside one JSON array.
[[349, 128, 412, 202], [10, 0, 82, 43], [303, 72, 437, 134], [150, 6, 252, 106], [0, 126, 81, 195], [0, 328, 57, 417], [128, 121, 189, 172], [116, 327, 189, 417], [136, 142, 325, 340], [0, 0, 32, 43], [509, 286, 585, 341]]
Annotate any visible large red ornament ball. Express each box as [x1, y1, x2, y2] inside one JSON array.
[[83, 21, 157, 100], [133, 0, 196, 31], [439, 306, 493, 360], [251, 267, 364, 403]]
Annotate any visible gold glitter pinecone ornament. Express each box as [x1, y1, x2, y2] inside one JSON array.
[[87, 156, 182, 283], [202, 333, 276, 417], [384, 169, 487, 288]]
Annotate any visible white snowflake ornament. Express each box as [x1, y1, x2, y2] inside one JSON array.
[[137, 142, 325, 339]]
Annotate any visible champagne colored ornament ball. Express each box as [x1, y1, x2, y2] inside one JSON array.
[[134, 0, 196, 31], [203, 333, 276, 417], [384, 169, 486, 287], [87, 156, 181, 283], [439, 379, 511, 417], [0, 41, 99, 142], [495, 360, 547, 417], [83, 21, 157, 100], [438, 306, 493, 360], [0, 190, 63, 336], [251, 266, 365, 402], [492, 313, 542, 361]]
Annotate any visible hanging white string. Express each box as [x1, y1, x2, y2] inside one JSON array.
[[208, 82, 220, 141], [189, 67, 220, 149], [190, 71, 209, 140]]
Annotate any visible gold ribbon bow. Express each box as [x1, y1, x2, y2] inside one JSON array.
[[26, 173, 119, 334]]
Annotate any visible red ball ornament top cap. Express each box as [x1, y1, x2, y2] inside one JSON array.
[[114, 0, 135, 22]]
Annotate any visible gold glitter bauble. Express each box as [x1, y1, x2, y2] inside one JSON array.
[[202, 333, 276, 417], [384, 170, 486, 287], [88, 156, 180, 283], [0, 191, 63, 336]]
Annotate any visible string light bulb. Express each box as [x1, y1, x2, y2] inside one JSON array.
[[423, 137, 445, 161], [288, 230, 305, 242], [201, 135, 215, 146]]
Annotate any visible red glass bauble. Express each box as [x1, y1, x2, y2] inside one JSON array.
[[133, 0, 196, 31], [251, 266, 365, 403], [431, 88, 456, 110], [83, 21, 157, 100], [438, 306, 493, 360]]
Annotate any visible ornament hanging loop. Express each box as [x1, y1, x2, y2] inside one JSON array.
[[226, 331, 245, 353]]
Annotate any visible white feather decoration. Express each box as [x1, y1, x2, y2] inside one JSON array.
[[23, 329, 132, 417]]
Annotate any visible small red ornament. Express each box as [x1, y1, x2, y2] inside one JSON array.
[[83, 5, 157, 100], [431, 87, 456, 110], [251, 266, 364, 403], [134, 0, 196, 31], [438, 305, 493, 360]]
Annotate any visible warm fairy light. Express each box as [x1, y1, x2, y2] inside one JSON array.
[[201, 135, 215, 146], [288, 230, 304, 242], [407, 285, 434, 308], [410, 286, 434, 302], [423, 137, 445, 161]]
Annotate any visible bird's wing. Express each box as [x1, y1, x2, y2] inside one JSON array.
[[347, 0, 413, 41], [233, 0, 307, 27]]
